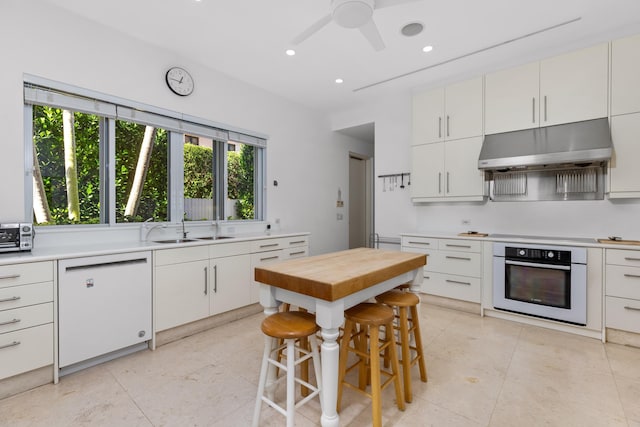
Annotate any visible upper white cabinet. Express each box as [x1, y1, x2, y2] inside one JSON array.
[[611, 33, 640, 116], [412, 77, 483, 144], [411, 136, 485, 202], [485, 43, 608, 134], [609, 113, 640, 198]]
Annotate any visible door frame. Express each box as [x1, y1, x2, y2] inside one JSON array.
[[348, 151, 374, 248]]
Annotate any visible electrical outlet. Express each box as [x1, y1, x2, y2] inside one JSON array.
[[275, 218, 280, 224], [337, 213, 343, 220], [462, 219, 471, 226]]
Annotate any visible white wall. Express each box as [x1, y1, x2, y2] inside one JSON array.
[[0, 1, 366, 255], [332, 92, 640, 241]]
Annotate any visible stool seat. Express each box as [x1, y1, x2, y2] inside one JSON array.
[[261, 311, 318, 339], [376, 289, 420, 307], [344, 302, 395, 326]]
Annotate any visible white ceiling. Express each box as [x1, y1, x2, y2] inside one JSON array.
[[44, 0, 640, 113]]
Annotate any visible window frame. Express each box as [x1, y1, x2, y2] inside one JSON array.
[[23, 77, 266, 227]]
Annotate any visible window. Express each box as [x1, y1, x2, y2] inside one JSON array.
[[25, 82, 265, 226]]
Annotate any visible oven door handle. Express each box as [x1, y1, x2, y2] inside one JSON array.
[[505, 260, 570, 271]]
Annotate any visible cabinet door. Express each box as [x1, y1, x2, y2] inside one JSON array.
[[484, 62, 539, 134], [444, 77, 483, 140], [210, 254, 251, 315], [155, 259, 209, 331], [410, 143, 445, 199], [540, 43, 608, 126], [611, 34, 640, 116], [412, 87, 445, 144], [610, 113, 640, 196], [444, 137, 485, 198]]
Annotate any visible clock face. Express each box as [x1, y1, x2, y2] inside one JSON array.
[[165, 67, 194, 96]]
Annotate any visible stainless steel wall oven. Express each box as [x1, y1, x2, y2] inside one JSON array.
[[493, 242, 587, 326]]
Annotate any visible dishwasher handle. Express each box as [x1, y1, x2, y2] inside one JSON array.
[[64, 258, 148, 272]]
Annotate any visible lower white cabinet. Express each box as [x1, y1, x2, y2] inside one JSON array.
[[209, 253, 251, 315], [0, 261, 54, 380], [605, 248, 640, 334], [401, 236, 482, 303]]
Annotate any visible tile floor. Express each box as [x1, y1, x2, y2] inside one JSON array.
[[1, 303, 639, 426]]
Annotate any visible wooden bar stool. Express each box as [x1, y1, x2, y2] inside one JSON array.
[[253, 311, 322, 427], [337, 303, 405, 427], [375, 289, 427, 403]]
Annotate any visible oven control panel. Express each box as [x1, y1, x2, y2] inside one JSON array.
[[505, 246, 571, 263]]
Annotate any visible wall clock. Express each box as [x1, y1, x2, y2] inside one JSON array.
[[165, 67, 194, 96]]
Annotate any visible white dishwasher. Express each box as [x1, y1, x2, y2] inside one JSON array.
[[58, 251, 152, 370]]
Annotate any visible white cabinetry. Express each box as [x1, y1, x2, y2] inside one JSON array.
[[411, 137, 485, 202], [605, 249, 640, 335], [402, 236, 482, 303], [611, 33, 640, 116], [250, 235, 309, 304], [0, 261, 54, 380], [485, 43, 608, 134], [412, 77, 483, 145], [609, 113, 640, 198], [209, 243, 252, 315]]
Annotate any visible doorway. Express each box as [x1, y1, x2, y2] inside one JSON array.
[[349, 153, 373, 248]]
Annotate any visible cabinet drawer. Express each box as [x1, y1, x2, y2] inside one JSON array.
[[606, 249, 640, 267], [284, 246, 308, 259], [606, 296, 640, 334], [0, 282, 53, 311], [251, 250, 285, 266], [438, 239, 482, 253], [209, 241, 251, 258], [0, 302, 53, 334], [606, 265, 640, 299], [422, 272, 481, 303], [401, 236, 438, 249], [284, 235, 309, 248], [0, 323, 53, 380], [154, 245, 208, 265], [0, 261, 53, 289], [437, 251, 481, 277]]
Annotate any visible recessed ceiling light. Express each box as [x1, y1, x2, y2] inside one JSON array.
[[335, 78, 344, 84], [285, 49, 296, 56], [401, 22, 424, 37], [422, 45, 433, 53]]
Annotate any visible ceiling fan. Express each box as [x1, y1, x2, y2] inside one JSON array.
[[292, 0, 419, 51]]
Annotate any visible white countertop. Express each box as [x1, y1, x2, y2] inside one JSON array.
[[400, 231, 640, 250], [0, 231, 310, 266]]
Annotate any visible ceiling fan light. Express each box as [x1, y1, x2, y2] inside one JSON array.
[[333, 0, 374, 29]]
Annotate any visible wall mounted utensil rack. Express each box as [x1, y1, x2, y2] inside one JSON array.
[[378, 172, 410, 191]]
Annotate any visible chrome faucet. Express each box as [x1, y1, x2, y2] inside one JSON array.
[[181, 217, 189, 239], [140, 218, 167, 242]]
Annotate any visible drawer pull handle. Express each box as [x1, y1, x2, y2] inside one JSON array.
[[408, 241, 430, 246], [260, 256, 280, 261], [624, 257, 640, 262], [289, 251, 306, 256], [0, 296, 21, 303], [204, 267, 208, 295], [446, 279, 471, 286], [624, 306, 640, 312], [623, 273, 640, 279], [259, 243, 279, 248], [446, 244, 471, 249], [0, 318, 20, 326], [0, 341, 20, 350], [446, 256, 472, 261], [289, 241, 306, 245], [0, 274, 20, 280]]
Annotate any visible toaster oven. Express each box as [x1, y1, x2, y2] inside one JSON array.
[[0, 223, 33, 253]]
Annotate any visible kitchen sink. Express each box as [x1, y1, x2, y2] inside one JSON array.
[[194, 236, 235, 240], [153, 238, 197, 244]]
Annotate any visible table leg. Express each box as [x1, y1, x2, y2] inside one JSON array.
[[320, 327, 340, 427]]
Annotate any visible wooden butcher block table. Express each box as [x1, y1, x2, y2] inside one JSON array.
[[255, 247, 427, 427]]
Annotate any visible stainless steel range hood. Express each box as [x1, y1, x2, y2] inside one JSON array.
[[478, 118, 612, 171]]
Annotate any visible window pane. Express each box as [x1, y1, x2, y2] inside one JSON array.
[[115, 121, 168, 222], [227, 143, 255, 220], [32, 106, 101, 225], [183, 135, 215, 221]]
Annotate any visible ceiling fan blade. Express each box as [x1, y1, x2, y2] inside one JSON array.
[[292, 14, 333, 45], [375, 0, 421, 9], [359, 19, 385, 51]]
